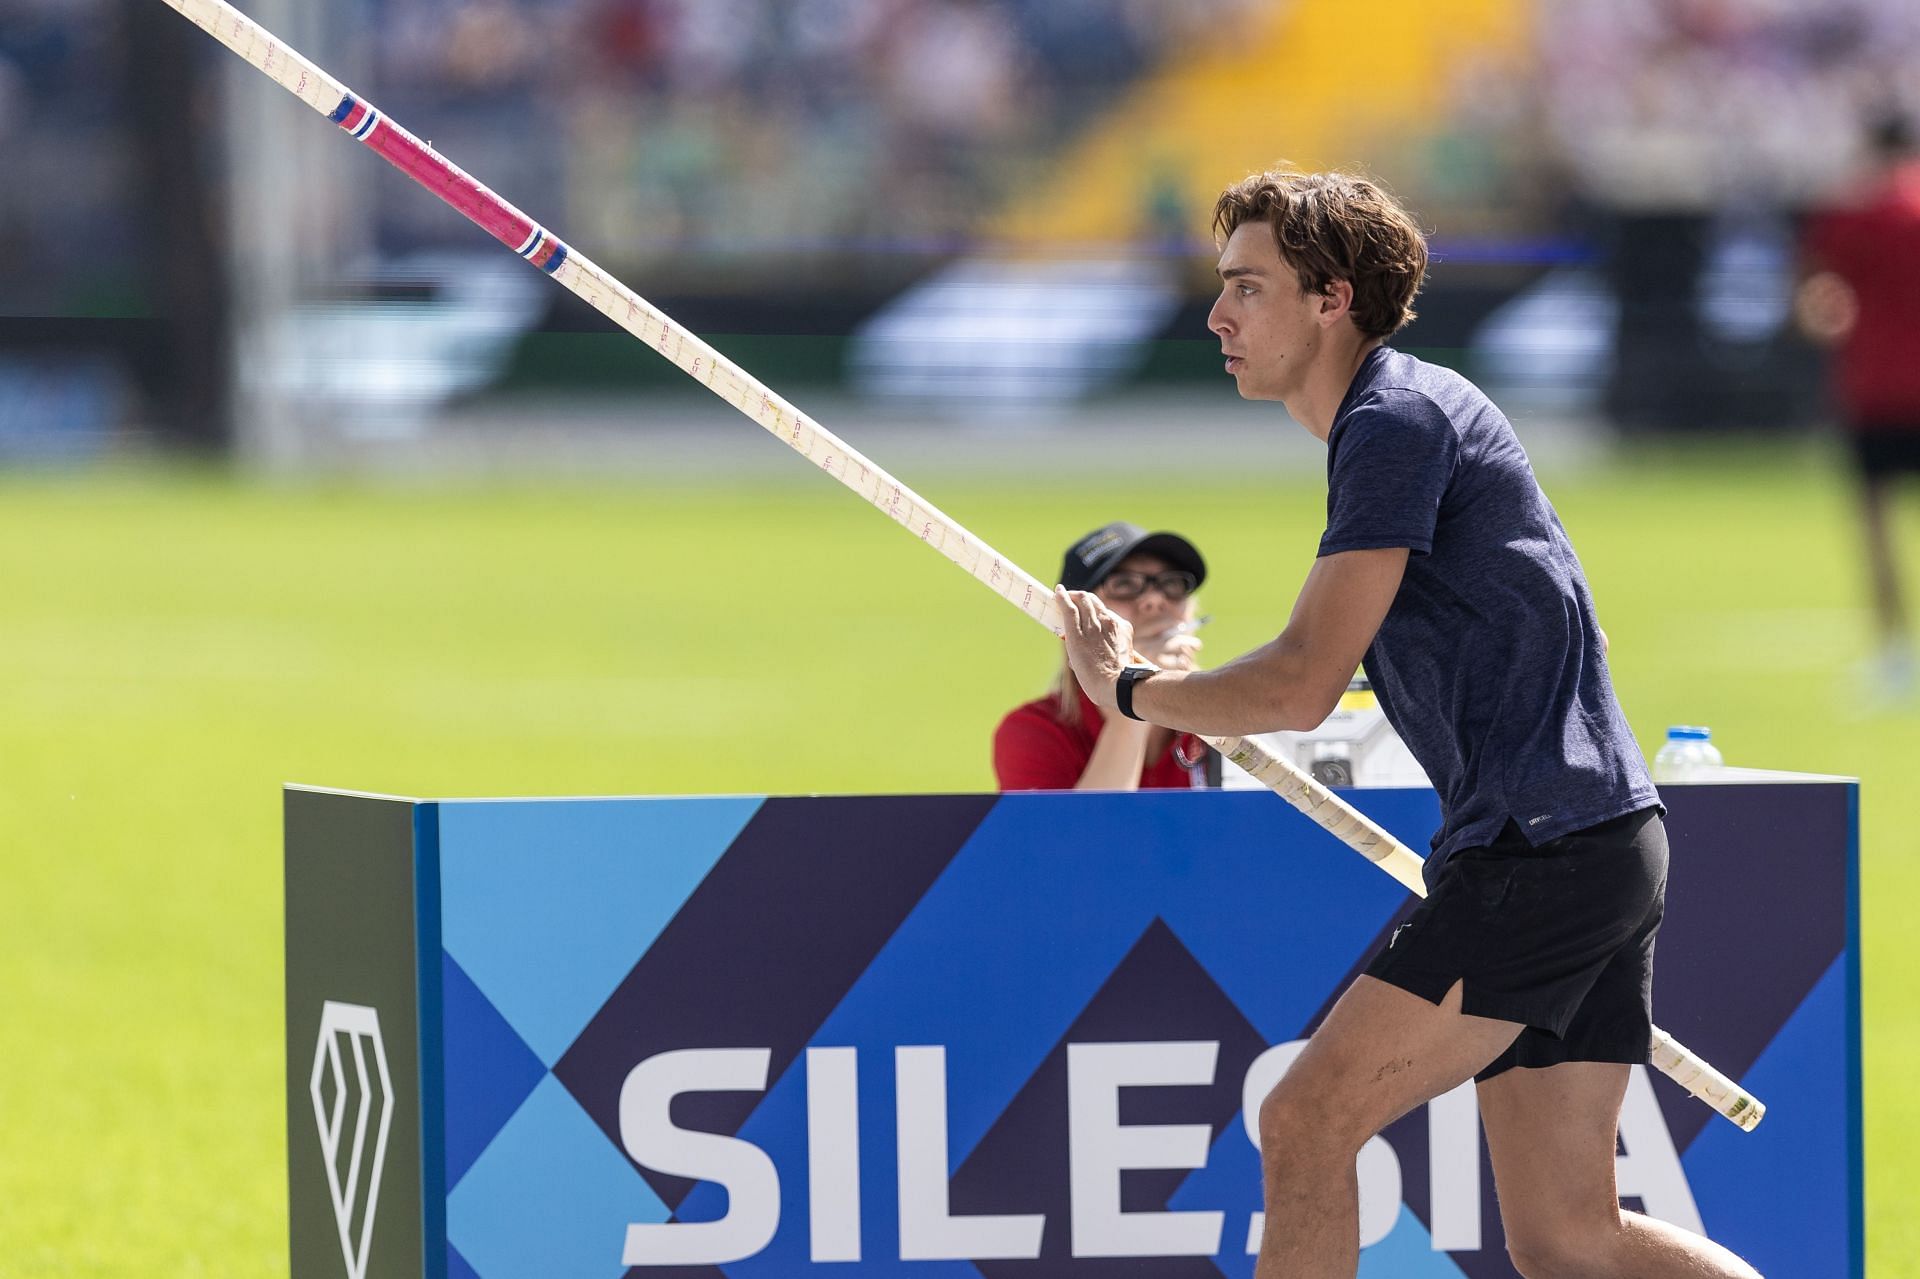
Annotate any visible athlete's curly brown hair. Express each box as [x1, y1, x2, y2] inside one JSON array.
[[1211, 169, 1428, 339]]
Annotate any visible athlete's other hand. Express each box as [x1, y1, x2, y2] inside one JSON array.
[[1055, 586, 1133, 709]]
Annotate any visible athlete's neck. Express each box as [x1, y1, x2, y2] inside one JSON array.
[[1287, 335, 1384, 442]]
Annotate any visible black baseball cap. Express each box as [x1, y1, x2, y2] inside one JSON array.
[[1060, 521, 1207, 592]]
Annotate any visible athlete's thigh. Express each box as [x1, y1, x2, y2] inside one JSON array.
[[1271, 975, 1521, 1144], [1477, 1060, 1632, 1243]]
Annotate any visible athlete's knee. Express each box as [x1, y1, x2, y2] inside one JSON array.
[[1257, 1077, 1368, 1174], [1504, 1220, 1610, 1279], [1507, 1236, 1583, 1278]]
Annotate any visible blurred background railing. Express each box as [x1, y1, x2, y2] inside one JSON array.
[[4, 0, 1917, 468]]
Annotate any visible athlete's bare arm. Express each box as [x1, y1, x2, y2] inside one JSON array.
[[1057, 546, 1408, 737]]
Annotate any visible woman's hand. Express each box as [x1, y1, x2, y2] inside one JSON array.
[[1135, 622, 1202, 673]]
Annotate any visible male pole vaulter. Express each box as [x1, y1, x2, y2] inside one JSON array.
[[1056, 171, 1764, 1279]]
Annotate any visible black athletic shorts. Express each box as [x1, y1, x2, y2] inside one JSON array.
[[1849, 427, 1920, 480], [1364, 806, 1667, 1083]]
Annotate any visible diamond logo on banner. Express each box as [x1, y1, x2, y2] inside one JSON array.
[[310, 1001, 394, 1279]]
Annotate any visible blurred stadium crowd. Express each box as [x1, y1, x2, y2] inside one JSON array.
[[377, 0, 1257, 254], [1, 0, 1918, 452], [1542, 0, 1920, 207]]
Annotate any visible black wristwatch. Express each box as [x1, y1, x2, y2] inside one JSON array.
[[1115, 665, 1158, 722]]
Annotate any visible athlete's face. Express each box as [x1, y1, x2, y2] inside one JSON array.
[[1207, 222, 1340, 403]]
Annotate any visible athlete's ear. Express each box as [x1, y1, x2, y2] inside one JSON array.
[[1318, 278, 1355, 327]]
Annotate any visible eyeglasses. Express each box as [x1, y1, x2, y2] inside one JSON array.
[[1100, 570, 1198, 602]]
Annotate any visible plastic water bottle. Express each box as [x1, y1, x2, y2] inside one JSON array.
[[1653, 726, 1724, 783]]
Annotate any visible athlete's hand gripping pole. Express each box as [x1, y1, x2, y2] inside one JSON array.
[[160, 0, 1763, 1132]]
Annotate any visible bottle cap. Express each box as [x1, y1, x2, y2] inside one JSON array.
[[1666, 726, 1712, 741]]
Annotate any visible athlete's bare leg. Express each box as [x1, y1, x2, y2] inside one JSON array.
[[1480, 1061, 1763, 1277], [1253, 976, 1517, 1278]]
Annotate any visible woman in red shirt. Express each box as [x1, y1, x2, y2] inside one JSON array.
[[993, 521, 1212, 790]]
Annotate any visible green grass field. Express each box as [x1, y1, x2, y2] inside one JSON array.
[[1, 445, 1914, 1276]]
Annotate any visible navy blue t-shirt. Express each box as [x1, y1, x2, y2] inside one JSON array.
[[1319, 346, 1659, 868]]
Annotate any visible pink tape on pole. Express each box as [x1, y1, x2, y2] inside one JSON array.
[[329, 91, 567, 273]]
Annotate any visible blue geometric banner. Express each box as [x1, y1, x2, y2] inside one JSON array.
[[286, 782, 1860, 1279]]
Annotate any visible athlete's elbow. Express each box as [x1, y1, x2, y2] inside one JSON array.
[[1233, 643, 1348, 733], [1270, 700, 1335, 733], [1234, 686, 1336, 734], [1203, 655, 1341, 734], [1269, 681, 1344, 733]]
